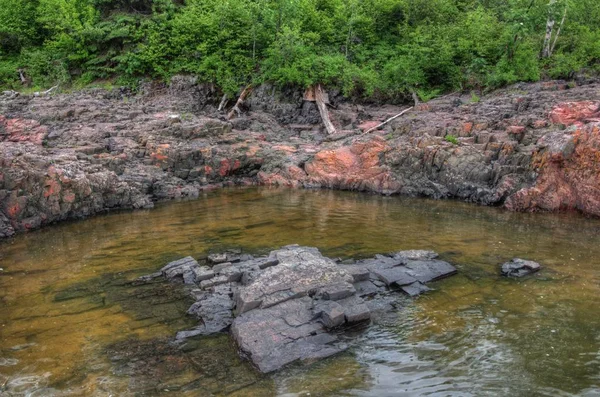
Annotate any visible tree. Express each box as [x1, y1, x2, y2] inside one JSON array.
[[541, 0, 567, 58]]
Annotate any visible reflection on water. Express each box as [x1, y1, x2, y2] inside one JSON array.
[[0, 188, 599, 396]]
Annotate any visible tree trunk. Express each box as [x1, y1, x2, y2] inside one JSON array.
[[550, 6, 567, 55], [227, 86, 252, 120], [541, 0, 557, 58], [314, 84, 336, 135]]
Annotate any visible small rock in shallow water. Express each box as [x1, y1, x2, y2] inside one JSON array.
[[144, 245, 457, 373], [208, 253, 228, 265], [501, 258, 541, 277]]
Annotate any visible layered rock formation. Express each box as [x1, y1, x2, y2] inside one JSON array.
[[1, 78, 599, 237], [140, 245, 457, 373]]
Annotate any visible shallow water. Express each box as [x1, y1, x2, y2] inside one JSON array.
[[0, 188, 599, 396]]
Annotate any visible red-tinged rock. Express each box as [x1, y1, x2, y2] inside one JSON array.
[[506, 123, 600, 216], [533, 120, 548, 129], [0, 115, 48, 145], [5, 194, 27, 219], [44, 179, 62, 198], [507, 126, 526, 134], [272, 145, 297, 154], [258, 165, 307, 187], [358, 121, 380, 132], [474, 123, 488, 131], [549, 101, 600, 126], [219, 158, 243, 177], [151, 152, 168, 162], [463, 122, 474, 134], [219, 159, 231, 177], [305, 137, 401, 194], [63, 190, 76, 203]]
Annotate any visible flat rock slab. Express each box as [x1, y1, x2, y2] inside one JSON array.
[[501, 258, 541, 277], [143, 245, 457, 373]]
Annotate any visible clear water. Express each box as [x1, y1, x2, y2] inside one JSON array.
[[0, 188, 599, 396]]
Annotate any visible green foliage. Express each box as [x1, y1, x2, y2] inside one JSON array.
[[0, 0, 599, 98], [470, 92, 481, 103], [445, 134, 459, 145], [0, 0, 38, 54], [0, 57, 20, 89]]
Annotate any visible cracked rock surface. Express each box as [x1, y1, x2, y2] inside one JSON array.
[[2, 78, 600, 239], [142, 245, 457, 373]]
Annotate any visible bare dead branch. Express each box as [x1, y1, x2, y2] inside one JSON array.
[[227, 85, 252, 120], [364, 107, 413, 134], [218, 94, 229, 112]]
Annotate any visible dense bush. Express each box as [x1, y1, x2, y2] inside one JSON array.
[[0, 0, 598, 99]]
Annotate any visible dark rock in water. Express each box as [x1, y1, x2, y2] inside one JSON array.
[[501, 258, 541, 277], [143, 245, 457, 373]]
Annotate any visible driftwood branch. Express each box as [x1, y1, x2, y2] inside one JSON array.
[[227, 85, 252, 120], [364, 107, 413, 134], [314, 84, 336, 135], [43, 85, 58, 95], [33, 85, 58, 97]]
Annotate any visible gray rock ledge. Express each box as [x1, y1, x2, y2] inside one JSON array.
[[140, 245, 457, 373]]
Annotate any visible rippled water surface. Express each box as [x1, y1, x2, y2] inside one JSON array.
[[1, 188, 599, 396]]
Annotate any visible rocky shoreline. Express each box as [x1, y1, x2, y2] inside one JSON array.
[[1, 77, 599, 238], [138, 245, 457, 373]]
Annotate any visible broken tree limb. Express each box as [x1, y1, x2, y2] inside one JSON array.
[[17, 69, 27, 84], [227, 85, 252, 120], [314, 84, 336, 135], [218, 94, 229, 112], [364, 107, 413, 134], [411, 90, 420, 107]]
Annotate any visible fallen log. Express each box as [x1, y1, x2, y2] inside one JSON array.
[[227, 85, 252, 120], [314, 84, 336, 135], [364, 107, 413, 134]]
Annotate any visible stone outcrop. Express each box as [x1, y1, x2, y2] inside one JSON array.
[[505, 104, 600, 215], [501, 258, 541, 278], [1, 78, 600, 238], [142, 245, 457, 373]]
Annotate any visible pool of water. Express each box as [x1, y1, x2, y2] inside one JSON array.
[[0, 188, 599, 396]]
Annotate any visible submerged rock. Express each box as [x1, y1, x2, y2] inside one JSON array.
[[143, 245, 457, 373], [501, 258, 541, 277]]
